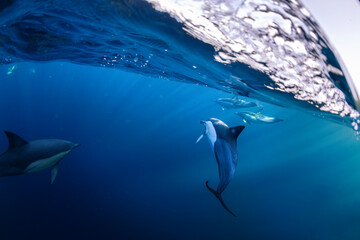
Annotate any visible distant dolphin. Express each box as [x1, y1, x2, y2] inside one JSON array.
[[197, 118, 245, 216], [0, 131, 80, 183], [215, 97, 258, 111], [235, 111, 283, 124]]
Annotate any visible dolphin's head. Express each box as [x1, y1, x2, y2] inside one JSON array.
[[201, 118, 226, 141], [30, 139, 81, 156], [200, 119, 216, 134], [200, 118, 227, 130], [200, 120, 210, 134], [209, 118, 229, 128], [200, 118, 219, 124], [199, 119, 216, 145], [56, 140, 80, 151], [198, 118, 230, 145], [71, 142, 81, 150]]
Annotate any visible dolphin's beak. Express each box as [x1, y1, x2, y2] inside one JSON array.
[[200, 120, 205, 124], [73, 143, 81, 149]]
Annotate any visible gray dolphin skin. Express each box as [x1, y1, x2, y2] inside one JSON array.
[[0, 131, 80, 183], [235, 111, 283, 124], [196, 118, 245, 216], [215, 97, 258, 110]]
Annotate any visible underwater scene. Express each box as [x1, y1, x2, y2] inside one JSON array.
[[0, 0, 360, 239]]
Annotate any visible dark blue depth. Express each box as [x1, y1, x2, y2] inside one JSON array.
[[0, 62, 359, 240]]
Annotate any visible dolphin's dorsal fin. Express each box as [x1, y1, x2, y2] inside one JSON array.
[[230, 126, 245, 139], [4, 131, 28, 150]]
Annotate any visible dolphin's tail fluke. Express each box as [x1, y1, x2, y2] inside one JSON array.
[[205, 181, 237, 217]]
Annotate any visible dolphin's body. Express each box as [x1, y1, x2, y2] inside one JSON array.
[[197, 118, 245, 216], [0, 131, 80, 183], [235, 111, 283, 124], [215, 97, 258, 110]]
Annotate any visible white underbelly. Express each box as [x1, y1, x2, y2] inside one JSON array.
[[205, 121, 217, 149], [25, 151, 70, 173]]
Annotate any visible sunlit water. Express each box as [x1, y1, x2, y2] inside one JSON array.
[[1, 0, 360, 239], [1, 62, 360, 240]]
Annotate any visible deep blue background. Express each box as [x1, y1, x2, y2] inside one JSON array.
[[0, 62, 360, 240]]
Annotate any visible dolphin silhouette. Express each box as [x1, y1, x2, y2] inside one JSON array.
[[235, 111, 283, 124], [197, 118, 245, 216], [214, 97, 258, 110], [0, 131, 80, 183]]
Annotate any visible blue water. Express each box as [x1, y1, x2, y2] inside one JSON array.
[[0, 62, 360, 240], [1, 0, 360, 239], [1, 0, 359, 124]]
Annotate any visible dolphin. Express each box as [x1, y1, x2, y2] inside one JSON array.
[[214, 96, 259, 111], [197, 118, 245, 216], [235, 111, 283, 124], [0, 131, 80, 183]]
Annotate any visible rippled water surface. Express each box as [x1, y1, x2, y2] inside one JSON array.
[[1, 0, 359, 122]]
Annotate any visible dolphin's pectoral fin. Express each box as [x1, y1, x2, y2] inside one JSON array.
[[205, 181, 237, 217], [196, 133, 204, 144], [50, 163, 59, 184]]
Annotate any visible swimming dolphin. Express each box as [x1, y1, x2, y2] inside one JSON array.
[[214, 96, 259, 111], [0, 131, 80, 183], [197, 118, 245, 216], [235, 111, 283, 124]]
